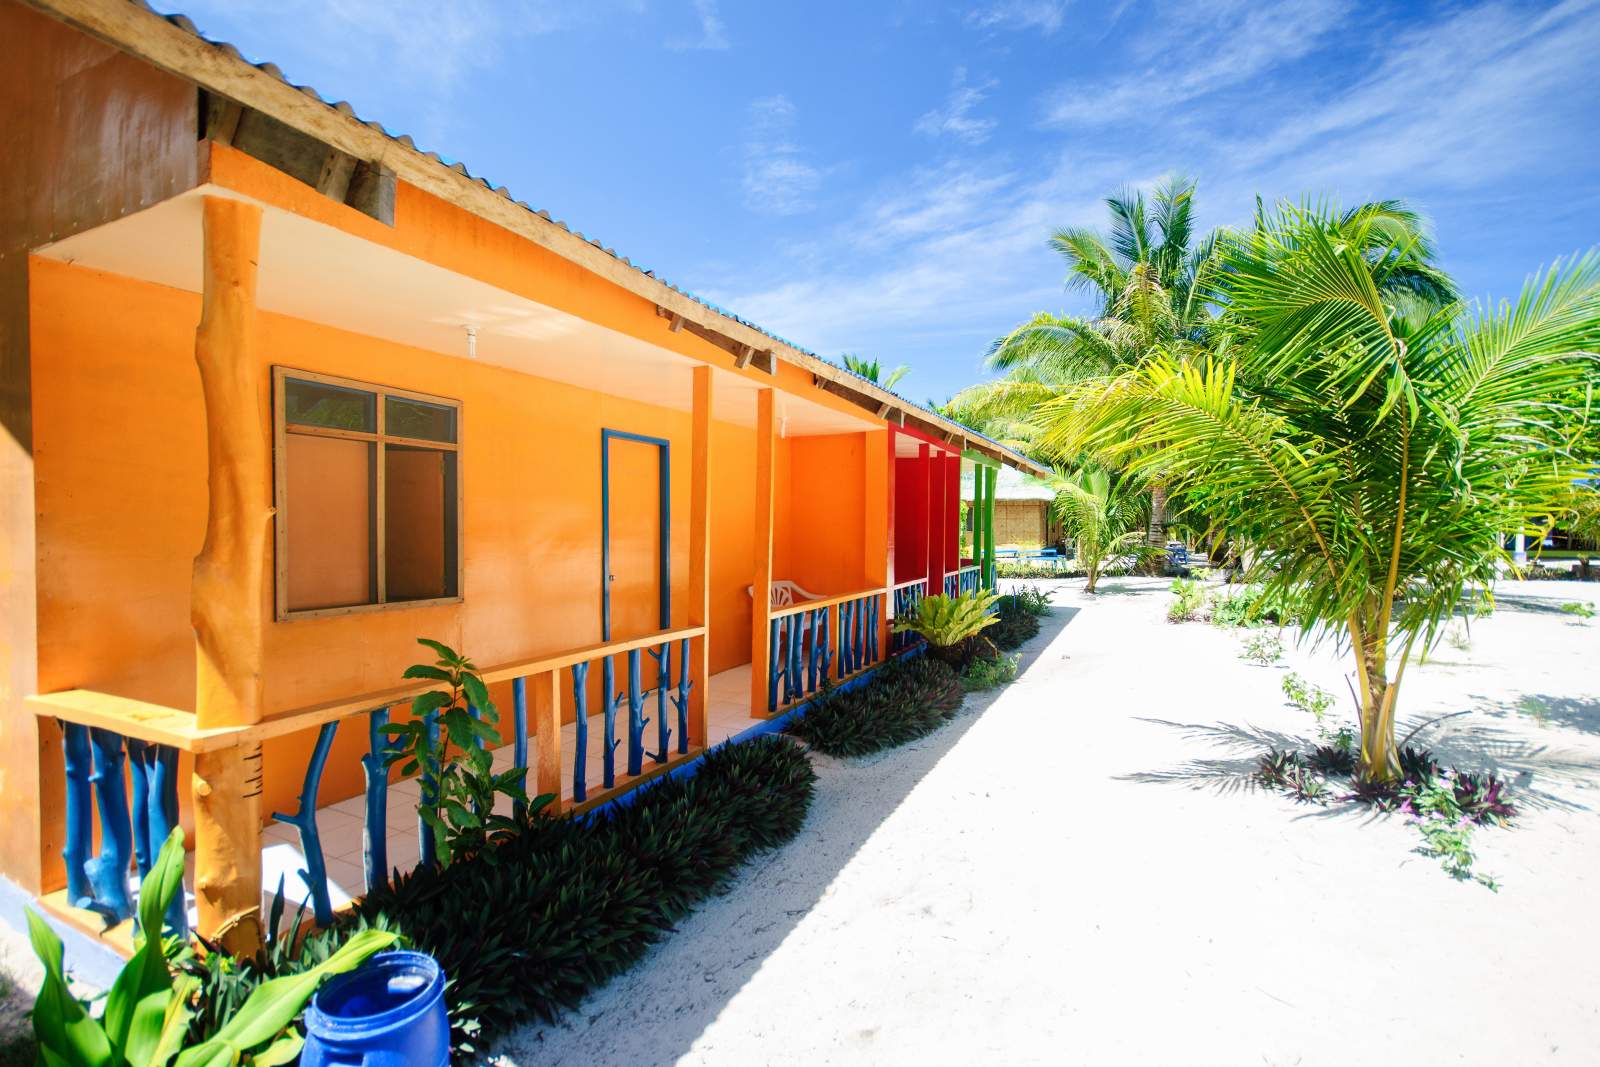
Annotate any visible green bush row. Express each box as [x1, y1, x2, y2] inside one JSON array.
[[191, 735, 816, 1061], [786, 654, 965, 758]]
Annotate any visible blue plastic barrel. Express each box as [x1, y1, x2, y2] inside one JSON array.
[[301, 950, 449, 1067]]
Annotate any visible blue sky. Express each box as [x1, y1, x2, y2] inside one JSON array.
[[162, 0, 1600, 403]]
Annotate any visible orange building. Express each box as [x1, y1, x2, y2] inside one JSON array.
[[0, 0, 1045, 954]]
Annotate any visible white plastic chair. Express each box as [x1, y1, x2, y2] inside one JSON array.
[[748, 581, 823, 668]]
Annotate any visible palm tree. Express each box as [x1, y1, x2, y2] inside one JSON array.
[[1036, 201, 1600, 782], [1050, 465, 1148, 593], [842, 353, 909, 391], [959, 175, 1222, 544]]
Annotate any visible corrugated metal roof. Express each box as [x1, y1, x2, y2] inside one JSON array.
[[126, 0, 1043, 471]]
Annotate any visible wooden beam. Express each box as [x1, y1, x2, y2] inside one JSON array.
[[733, 344, 753, 369], [750, 388, 775, 718], [204, 92, 242, 145], [687, 366, 712, 747], [314, 146, 357, 201]]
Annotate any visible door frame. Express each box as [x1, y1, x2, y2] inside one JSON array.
[[600, 428, 670, 641]]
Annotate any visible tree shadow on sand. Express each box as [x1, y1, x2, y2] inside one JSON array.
[[1119, 715, 1600, 815]]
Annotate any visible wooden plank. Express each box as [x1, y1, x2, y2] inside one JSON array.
[[767, 586, 888, 621], [315, 147, 357, 200], [750, 388, 775, 717]]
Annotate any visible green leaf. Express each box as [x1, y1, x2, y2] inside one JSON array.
[[402, 664, 453, 682], [248, 1030, 304, 1067], [27, 908, 113, 1067], [410, 690, 452, 718], [459, 674, 493, 717], [104, 827, 185, 1058], [190, 928, 399, 1058], [415, 637, 461, 665]]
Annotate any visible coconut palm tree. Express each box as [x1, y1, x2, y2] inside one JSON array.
[[1050, 465, 1148, 593], [959, 175, 1222, 543], [1036, 201, 1600, 782], [841, 353, 909, 391]]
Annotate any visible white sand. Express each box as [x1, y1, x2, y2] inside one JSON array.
[[495, 576, 1600, 1066]]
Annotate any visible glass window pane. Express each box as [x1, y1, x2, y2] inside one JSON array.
[[285, 434, 375, 611], [284, 378, 376, 432], [385, 396, 457, 443], [385, 446, 458, 601]]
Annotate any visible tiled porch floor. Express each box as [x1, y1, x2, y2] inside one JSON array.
[[256, 664, 762, 917]]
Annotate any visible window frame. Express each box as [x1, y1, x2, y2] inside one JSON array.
[[272, 366, 464, 621]]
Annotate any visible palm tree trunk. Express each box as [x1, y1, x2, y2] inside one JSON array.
[[1353, 624, 1402, 782], [1146, 484, 1168, 547]]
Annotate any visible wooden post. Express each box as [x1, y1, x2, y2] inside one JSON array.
[[864, 429, 889, 660], [532, 670, 562, 812], [191, 196, 268, 955], [983, 465, 998, 590], [688, 366, 713, 745], [749, 388, 775, 717]]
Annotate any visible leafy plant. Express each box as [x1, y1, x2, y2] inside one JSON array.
[[892, 591, 1001, 666], [1445, 622, 1472, 651], [176, 880, 402, 1048], [1240, 631, 1284, 666], [1559, 601, 1596, 621], [384, 639, 537, 867], [1256, 749, 1303, 788], [789, 655, 965, 757], [1307, 742, 1357, 776], [28, 827, 397, 1067], [990, 592, 1045, 649], [1450, 771, 1516, 824], [1280, 672, 1334, 725], [341, 735, 817, 1057], [1167, 578, 1206, 622], [1398, 745, 1440, 783], [962, 652, 1020, 691]]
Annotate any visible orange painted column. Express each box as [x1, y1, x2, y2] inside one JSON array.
[[864, 429, 889, 660], [749, 388, 775, 717], [688, 366, 712, 745], [191, 196, 269, 955]]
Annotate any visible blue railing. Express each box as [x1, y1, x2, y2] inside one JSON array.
[[42, 626, 707, 936], [59, 724, 185, 933], [889, 578, 927, 654], [956, 565, 981, 597], [766, 589, 884, 712]]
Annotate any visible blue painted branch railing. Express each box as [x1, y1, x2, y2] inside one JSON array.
[[35, 624, 707, 940], [889, 577, 927, 654], [765, 587, 886, 713], [956, 564, 981, 597], [58, 722, 186, 933]]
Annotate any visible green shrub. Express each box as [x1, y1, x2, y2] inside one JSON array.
[[1280, 672, 1334, 725], [989, 592, 1044, 650], [1240, 631, 1285, 666], [189, 735, 815, 1062], [1209, 584, 1299, 628], [893, 592, 1001, 665], [962, 652, 1020, 690], [1167, 578, 1205, 622], [996, 562, 1078, 579], [788, 655, 964, 758]]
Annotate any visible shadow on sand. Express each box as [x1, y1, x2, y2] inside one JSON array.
[[1118, 713, 1600, 817], [500, 604, 1082, 1065]]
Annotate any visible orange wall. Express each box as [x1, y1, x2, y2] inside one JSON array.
[[28, 257, 786, 864], [784, 433, 868, 593]]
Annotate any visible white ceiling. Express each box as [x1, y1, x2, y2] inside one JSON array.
[[36, 187, 874, 437]]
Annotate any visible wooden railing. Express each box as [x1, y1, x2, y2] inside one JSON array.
[[29, 625, 705, 932], [764, 588, 885, 713]]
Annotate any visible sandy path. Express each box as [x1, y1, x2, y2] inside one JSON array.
[[495, 576, 1600, 1066]]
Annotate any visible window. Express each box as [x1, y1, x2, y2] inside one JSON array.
[[273, 368, 461, 619]]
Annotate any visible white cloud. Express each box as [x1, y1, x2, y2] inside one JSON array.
[[1043, 0, 1351, 127], [670, 0, 730, 51], [914, 67, 999, 145], [965, 1, 1067, 33], [706, 0, 1600, 387], [741, 95, 828, 216]]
